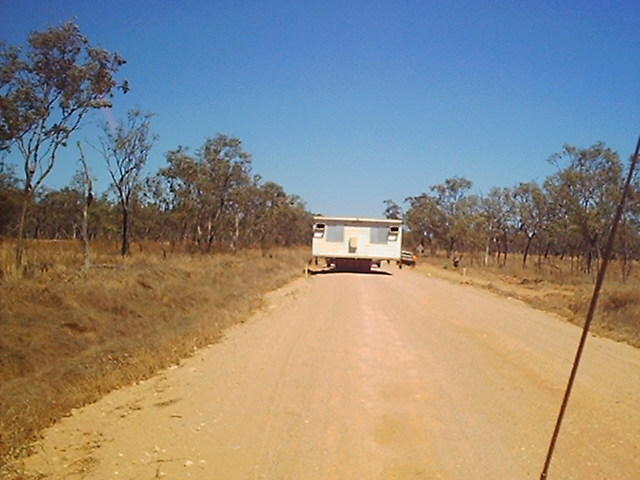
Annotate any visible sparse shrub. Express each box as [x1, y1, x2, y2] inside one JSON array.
[[600, 286, 639, 312]]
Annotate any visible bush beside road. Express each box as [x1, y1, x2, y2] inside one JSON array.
[[0, 242, 307, 462]]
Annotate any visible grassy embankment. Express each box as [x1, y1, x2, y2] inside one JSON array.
[[0, 240, 308, 463], [414, 253, 640, 348]]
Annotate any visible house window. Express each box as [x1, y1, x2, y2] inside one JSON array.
[[370, 226, 388, 244], [325, 225, 344, 242]]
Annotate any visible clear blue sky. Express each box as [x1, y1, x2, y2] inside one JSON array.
[[2, 0, 639, 217]]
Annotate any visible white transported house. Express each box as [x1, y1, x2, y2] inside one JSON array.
[[311, 216, 402, 271]]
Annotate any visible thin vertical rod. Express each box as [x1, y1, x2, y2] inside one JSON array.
[[539, 135, 640, 480]]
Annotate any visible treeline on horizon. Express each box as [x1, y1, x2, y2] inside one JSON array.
[[385, 141, 640, 279], [0, 132, 313, 252], [0, 21, 311, 267], [2, 21, 638, 279]]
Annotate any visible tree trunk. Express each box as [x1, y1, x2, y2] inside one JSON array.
[[15, 191, 31, 271], [195, 223, 202, 245], [231, 212, 240, 252], [501, 232, 509, 266], [121, 207, 130, 256], [594, 242, 602, 273], [81, 199, 91, 269], [77, 141, 91, 269], [429, 238, 436, 256], [585, 239, 599, 275], [205, 217, 214, 252], [621, 250, 630, 282], [484, 236, 490, 267], [206, 206, 224, 253], [522, 233, 535, 269], [179, 219, 189, 245]]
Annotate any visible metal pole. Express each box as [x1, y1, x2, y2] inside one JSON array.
[[539, 135, 640, 480]]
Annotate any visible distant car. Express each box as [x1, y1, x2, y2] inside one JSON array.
[[400, 250, 416, 267]]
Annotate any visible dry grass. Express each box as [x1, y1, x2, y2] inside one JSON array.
[[415, 253, 640, 348], [0, 239, 308, 463]]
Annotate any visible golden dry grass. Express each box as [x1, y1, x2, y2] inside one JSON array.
[[0, 239, 308, 463], [415, 253, 640, 348]]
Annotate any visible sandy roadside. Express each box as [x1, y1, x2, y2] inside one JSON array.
[[9, 265, 640, 479]]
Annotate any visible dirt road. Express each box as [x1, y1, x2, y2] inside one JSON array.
[[16, 266, 640, 479]]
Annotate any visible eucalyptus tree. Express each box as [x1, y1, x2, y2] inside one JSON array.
[[251, 183, 311, 250], [158, 135, 253, 250], [450, 193, 482, 258], [86, 194, 119, 241], [76, 142, 94, 268], [615, 173, 640, 280], [513, 182, 547, 268], [197, 134, 252, 251], [403, 177, 475, 257], [431, 176, 473, 257], [0, 21, 126, 266], [221, 180, 254, 250], [546, 143, 623, 273], [383, 199, 402, 219], [30, 187, 82, 239], [138, 173, 176, 245], [100, 110, 156, 256], [280, 194, 313, 246], [404, 193, 445, 254], [0, 161, 20, 236], [159, 147, 201, 245], [254, 181, 288, 252], [479, 187, 516, 266]]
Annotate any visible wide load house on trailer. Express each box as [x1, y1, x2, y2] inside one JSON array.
[[312, 216, 403, 272]]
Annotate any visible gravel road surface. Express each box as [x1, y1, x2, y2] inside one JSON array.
[[18, 266, 640, 479]]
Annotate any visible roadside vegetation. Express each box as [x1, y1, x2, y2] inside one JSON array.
[[385, 143, 639, 348], [0, 22, 312, 464], [0, 21, 312, 275], [393, 143, 639, 279], [0, 240, 308, 461], [413, 252, 640, 349]]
